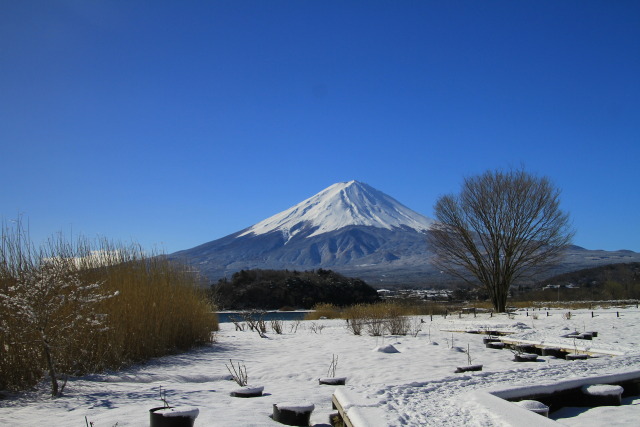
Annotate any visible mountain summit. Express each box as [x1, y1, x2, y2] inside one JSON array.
[[239, 180, 434, 241]]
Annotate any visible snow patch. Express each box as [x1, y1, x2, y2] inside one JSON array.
[[230, 385, 264, 396], [373, 344, 400, 353], [275, 401, 315, 413], [515, 400, 549, 411], [581, 384, 624, 396], [154, 406, 199, 419]]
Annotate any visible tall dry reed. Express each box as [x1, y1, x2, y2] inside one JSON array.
[[304, 303, 341, 320], [0, 220, 217, 394]]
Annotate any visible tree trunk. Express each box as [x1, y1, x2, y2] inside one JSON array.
[[489, 286, 508, 313], [491, 301, 507, 313], [495, 287, 507, 313], [42, 340, 58, 397]]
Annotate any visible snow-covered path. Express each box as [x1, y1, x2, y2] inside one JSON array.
[[373, 353, 640, 425]]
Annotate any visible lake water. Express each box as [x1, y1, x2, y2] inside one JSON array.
[[217, 311, 309, 323]]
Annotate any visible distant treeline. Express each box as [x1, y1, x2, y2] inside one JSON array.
[[541, 262, 640, 287], [209, 268, 380, 310], [515, 262, 640, 301], [427, 262, 640, 304]]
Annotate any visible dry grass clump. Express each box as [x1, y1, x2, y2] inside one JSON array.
[[538, 301, 602, 310], [341, 302, 414, 336], [83, 248, 217, 367], [0, 220, 216, 395], [384, 300, 449, 316], [342, 304, 367, 335], [464, 301, 494, 310], [304, 303, 341, 320]]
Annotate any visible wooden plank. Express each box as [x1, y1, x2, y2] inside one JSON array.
[[332, 393, 354, 427], [499, 337, 624, 356]]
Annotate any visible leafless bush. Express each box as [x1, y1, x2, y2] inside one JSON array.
[[408, 318, 423, 337], [225, 359, 248, 386], [228, 315, 245, 331], [386, 315, 411, 336], [309, 322, 324, 334], [289, 320, 301, 333], [366, 305, 387, 336], [241, 310, 267, 337], [159, 385, 170, 408], [345, 317, 363, 335], [343, 305, 366, 335], [270, 319, 283, 334], [342, 302, 418, 337], [327, 354, 338, 377], [241, 310, 263, 331], [366, 317, 386, 336], [464, 343, 472, 365], [257, 318, 267, 334]]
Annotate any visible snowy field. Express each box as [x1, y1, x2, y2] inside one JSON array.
[[1, 306, 640, 426]]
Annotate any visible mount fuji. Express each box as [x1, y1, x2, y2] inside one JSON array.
[[170, 181, 443, 285], [171, 181, 640, 287]]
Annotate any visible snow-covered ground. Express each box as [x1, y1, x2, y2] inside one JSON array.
[[1, 306, 639, 426]]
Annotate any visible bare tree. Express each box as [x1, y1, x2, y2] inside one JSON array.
[[427, 168, 574, 312]]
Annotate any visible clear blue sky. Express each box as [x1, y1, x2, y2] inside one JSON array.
[[2, 1, 639, 253]]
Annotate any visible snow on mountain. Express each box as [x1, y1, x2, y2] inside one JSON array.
[[239, 180, 434, 241]]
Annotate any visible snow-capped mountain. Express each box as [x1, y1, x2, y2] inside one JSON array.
[[171, 181, 440, 284], [171, 181, 640, 287], [239, 180, 434, 241]]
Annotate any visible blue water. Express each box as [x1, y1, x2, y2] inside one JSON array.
[[217, 311, 309, 323]]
